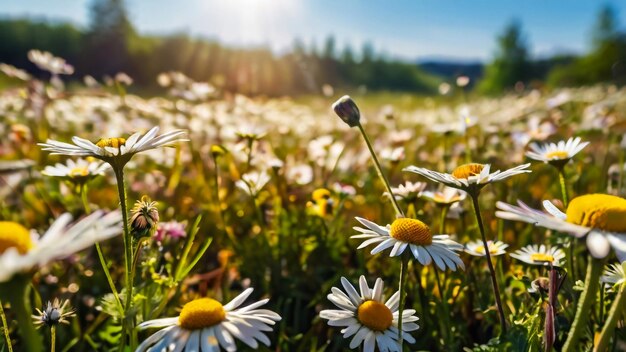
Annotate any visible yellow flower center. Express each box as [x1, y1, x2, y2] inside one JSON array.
[[451, 163, 484, 179], [566, 194, 626, 232], [96, 137, 126, 149], [357, 300, 393, 332], [0, 222, 33, 255], [544, 151, 570, 160], [390, 218, 432, 245], [475, 245, 499, 254], [530, 253, 554, 263], [69, 167, 89, 178], [178, 298, 226, 330]]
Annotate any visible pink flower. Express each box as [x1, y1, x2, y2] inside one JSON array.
[[154, 221, 186, 242]]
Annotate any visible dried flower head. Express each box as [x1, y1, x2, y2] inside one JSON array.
[[130, 196, 159, 239], [32, 298, 75, 328]]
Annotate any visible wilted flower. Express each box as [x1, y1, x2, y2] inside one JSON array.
[[332, 95, 361, 127], [130, 196, 159, 239], [32, 298, 75, 328], [528, 277, 551, 295]]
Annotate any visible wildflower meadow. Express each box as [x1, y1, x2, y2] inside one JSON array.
[[3, 1, 626, 351]]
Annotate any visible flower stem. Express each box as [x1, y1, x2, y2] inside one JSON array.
[[470, 194, 507, 334], [440, 206, 449, 235], [113, 166, 135, 350], [79, 184, 123, 315], [398, 255, 409, 347], [562, 257, 604, 351], [595, 282, 626, 351], [50, 326, 56, 352], [357, 123, 404, 217], [0, 300, 13, 352], [3, 278, 42, 352], [558, 168, 568, 208]]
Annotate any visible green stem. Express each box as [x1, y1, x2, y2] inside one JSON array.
[[562, 257, 604, 351], [558, 169, 568, 208], [433, 265, 450, 345], [471, 194, 507, 334], [4, 278, 42, 352], [357, 123, 404, 217], [79, 184, 123, 314], [595, 283, 626, 351], [440, 206, 449, 235], [50, 325, 56, 352], [0, 300, 13, 352], [398, 255, 409, 347], [113, 167, 134, 350]]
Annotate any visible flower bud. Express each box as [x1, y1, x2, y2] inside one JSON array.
[[130, 195, 159, 240], [332, 95, 360, 127]]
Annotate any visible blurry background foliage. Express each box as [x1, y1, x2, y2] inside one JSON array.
[[0, 1, 625, 96]]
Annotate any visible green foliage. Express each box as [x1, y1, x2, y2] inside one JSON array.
[[547, 5, 626, 87], [478, 20, 531, 95]]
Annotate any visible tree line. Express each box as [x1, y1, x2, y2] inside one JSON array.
[[0, 1, 625, 96]]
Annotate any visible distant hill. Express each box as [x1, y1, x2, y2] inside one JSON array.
[[417, 60, 484, 85]]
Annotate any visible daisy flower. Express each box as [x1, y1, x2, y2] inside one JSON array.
[[510, 245, 565, 267], [352, 217, 465, 271], [403, 162, 531, 193], [137, 288, 281, 352], [236, 170, 271, 197], [0, 211, 122, 282], [465, 240, 508, 257], [42, 158, 109, 183], [39, 126, 187, 164], [420, 186, 466, 206], [601, 263, 626, 287], [383, 181, 427, 201], [495, 194, 626, 260], [526, 137, 589, 167], [319, 276, 419, 352]]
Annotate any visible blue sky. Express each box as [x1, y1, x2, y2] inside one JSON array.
[[3, 0, 626, 62]]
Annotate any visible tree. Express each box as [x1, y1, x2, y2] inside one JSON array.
[[479, 20, 531, 94], [84, 0, 135, 78], [548, 5, 626, 86]]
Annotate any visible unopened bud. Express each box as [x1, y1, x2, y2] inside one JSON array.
[[332, 95, 360, 127]]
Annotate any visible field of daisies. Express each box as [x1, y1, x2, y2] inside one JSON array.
[[2, 51, 626, 352]]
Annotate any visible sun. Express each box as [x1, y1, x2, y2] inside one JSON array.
[[200, 0, 302, 47]]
